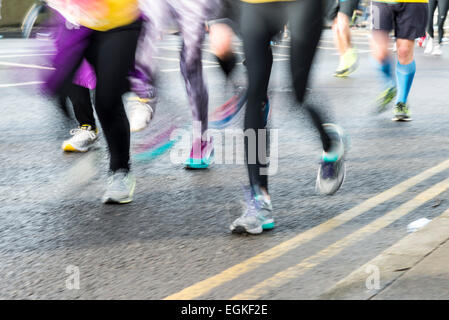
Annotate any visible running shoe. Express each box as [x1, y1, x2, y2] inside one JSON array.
[[230, 186, 274, 235], [127, 94, 156, 132], [334, 48, 358, 77], [185, 137, 214, 169], [376, 86, 397, 113], [62, 125, 98, 152], [392, 102, 411, 121], [102, 169, 136, 204], [316, 124, 347, 195], [424, 38, 434, 55], [432, 44, 442, 56]]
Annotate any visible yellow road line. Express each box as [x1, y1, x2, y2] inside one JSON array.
[[318, 207, 449, 300], [164, 159, 449, 300], [231, 177, 449, 299]]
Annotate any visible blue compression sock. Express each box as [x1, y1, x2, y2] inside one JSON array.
[[396, 60, 416, 104], [376, 58, 395, 89]]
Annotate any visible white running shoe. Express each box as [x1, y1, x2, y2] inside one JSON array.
[[62, 125, 98, 152], [424, 38, 434, 55], [432, 44, 442, 56], [127, 94, 155, 132]]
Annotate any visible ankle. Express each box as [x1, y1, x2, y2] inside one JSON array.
[[252, 185, 271, 202]]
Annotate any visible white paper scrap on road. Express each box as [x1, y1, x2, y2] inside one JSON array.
[[407, 218, 431, 233]]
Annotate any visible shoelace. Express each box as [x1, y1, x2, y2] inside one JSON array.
[[242, 187, 264, 218], [397, 103, 407, 113], [321, 134, 338, 175], [243, 198, 259, 218], [69, 128, 97, 142]]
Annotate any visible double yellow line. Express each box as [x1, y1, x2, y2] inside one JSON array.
[[165, 158, 449, 300]]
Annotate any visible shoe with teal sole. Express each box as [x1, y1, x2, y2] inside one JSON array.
[[185, 138, 214, 169]]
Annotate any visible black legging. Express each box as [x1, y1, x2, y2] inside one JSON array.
[[240, 0, 331, 191], [83, 22, 141, 172], [68, 84, 96, 130], [428, 0, 449, 44]]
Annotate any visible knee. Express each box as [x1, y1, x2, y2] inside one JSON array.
[[337, 13, 350, 33], [209, 24, 233, 59], [372, 45, 389, 62], [397, 46, 413, 64]]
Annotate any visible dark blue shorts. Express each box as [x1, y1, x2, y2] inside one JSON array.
[[328, 0, 361, 20], [372, 1, 428, 40]]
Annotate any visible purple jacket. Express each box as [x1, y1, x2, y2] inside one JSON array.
[[73, 59, 96, 89], [42, 11, 94, 96]]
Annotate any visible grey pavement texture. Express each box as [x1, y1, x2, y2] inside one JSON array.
[[375, 240, 449, 300], [320, 209, 449, 300], [1, 30, 449, 299]]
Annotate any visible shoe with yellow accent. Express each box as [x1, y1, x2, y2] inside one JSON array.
[[62, 125, 98, 152], [127, 94, 156, 132], [376, 86, 397, 113], [392, 102, 412, 122], [334, 47, 359, 78]]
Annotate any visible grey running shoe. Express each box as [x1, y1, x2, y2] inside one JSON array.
[[316, 124, 348, 195], [230, 187, 274, 235], [102, 170, 136, 204]]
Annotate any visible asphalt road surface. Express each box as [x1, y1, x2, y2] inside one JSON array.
[[1, 30, 449, 299]]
